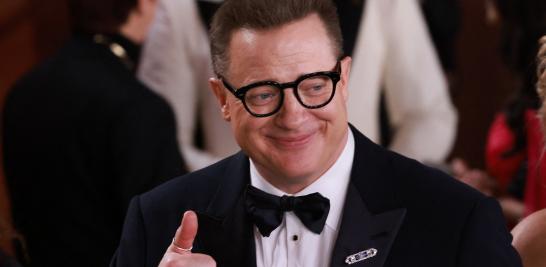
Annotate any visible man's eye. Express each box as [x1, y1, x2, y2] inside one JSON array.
[[250, 92, 274, 100], [300, 83, 327, 95], [258, 93, 274, 99], [247, 89, 278, 106]]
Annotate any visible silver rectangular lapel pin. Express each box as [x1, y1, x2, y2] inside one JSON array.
[[345, 248, 378, 265]]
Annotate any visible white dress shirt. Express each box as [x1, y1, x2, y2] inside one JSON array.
[[250, 129, 355, 267]]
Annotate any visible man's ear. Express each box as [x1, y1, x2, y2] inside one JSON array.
[[339, 56, 352, 102], [209, 78, 231, 121]]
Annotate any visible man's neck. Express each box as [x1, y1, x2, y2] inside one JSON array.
[[119, 19, 144, 45]]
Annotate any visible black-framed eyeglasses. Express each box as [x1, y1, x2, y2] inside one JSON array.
[[220, 61, 341, 117]]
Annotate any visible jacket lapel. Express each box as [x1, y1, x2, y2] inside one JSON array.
[[194, 152, 257, 267], [330, 125, 407, 267], [193, 125, 406, 267], [330, 184, 406, 267]]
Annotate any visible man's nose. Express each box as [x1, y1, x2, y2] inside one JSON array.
[[274, 89, 306, 128]]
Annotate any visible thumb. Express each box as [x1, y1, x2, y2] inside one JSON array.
[[170, 210, 198, 254]]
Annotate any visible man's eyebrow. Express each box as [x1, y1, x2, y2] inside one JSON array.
[[234, 60, 339, 88]]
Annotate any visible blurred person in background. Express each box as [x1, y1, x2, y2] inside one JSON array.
[[345, 0, 457, 164], [419, 0, 462, 96], [139, 0, 457, 171], [510, 35, 546, 267], [138, 0, 234, 171], [419, 0, 462, 79], [2, 0, 187, 266], [484, 0, 546, 224]]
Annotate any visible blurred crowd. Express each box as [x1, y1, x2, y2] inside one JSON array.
[[0, 0, 545, 266]]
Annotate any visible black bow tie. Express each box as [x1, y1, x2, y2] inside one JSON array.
[[244, 185, 330, 237]]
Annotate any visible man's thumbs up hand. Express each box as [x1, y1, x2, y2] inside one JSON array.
[[158, 211, 216, 267]]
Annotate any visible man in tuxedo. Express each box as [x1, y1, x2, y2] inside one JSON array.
[[3, 0, 186, 266], [112, 0, 522, 266]]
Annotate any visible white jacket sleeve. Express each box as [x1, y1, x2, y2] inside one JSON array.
[[383, 0, 457, 163], [138, 0, 234, 170], [348, 0, 457, 163]]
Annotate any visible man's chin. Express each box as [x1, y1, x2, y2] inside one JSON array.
[[275, 163, 320, 185]]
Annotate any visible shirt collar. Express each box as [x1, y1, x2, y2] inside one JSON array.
[[250, 127, 355, 231]]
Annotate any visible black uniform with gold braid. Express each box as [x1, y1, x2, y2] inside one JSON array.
[[3, 33, 187, 267]]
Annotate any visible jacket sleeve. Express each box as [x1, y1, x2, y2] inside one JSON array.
[[456, 197, 522, 266], [382, 0, 457, 163], [111, 196, 147, 267], [137, 0, 224, 171], [110, 91, 186, 219]]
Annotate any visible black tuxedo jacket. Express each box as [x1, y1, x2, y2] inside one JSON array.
[[112, 126, 521, 267], [3, 34, 186, 267]]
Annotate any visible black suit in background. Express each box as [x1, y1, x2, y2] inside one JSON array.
[[3, 34, 187, 267], [112, 125, 522, 267]]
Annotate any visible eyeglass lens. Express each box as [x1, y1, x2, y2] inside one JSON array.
[[244, 74, 334, 115]]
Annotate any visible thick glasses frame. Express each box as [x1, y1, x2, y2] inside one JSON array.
[[220, 61, 341, 117]]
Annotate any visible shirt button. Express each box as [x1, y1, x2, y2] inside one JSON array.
[[292, 235, 299, 241]]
